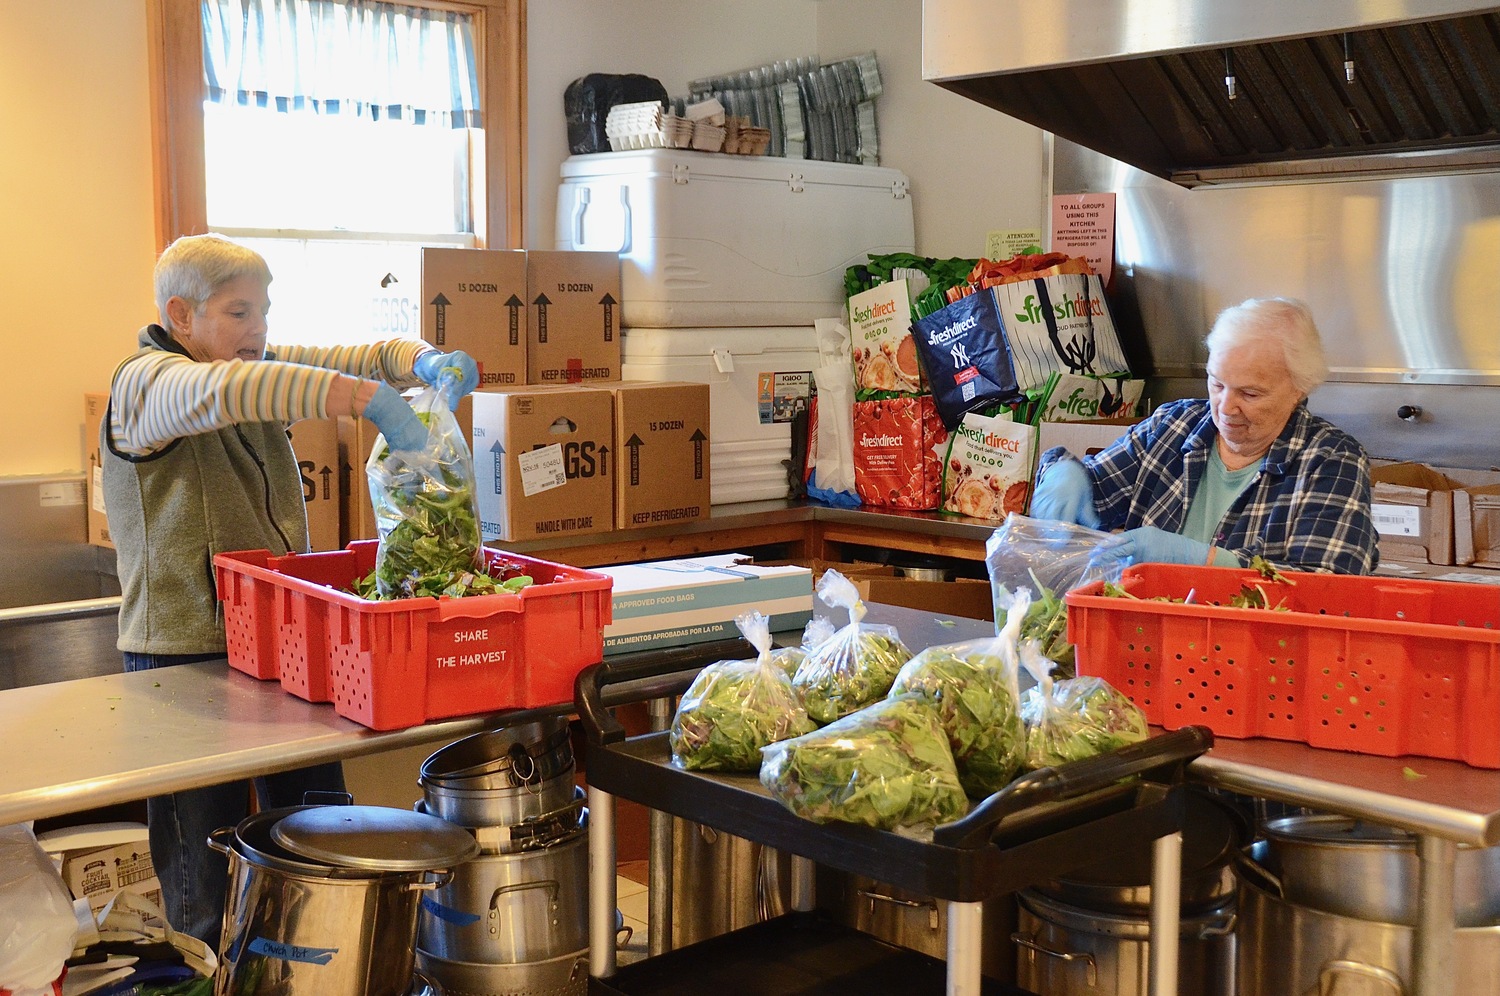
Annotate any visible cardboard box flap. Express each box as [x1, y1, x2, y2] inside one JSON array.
[[1371, 462, 1464, 503]]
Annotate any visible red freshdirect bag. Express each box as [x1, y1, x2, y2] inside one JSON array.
[[852, 396, 947, 509]]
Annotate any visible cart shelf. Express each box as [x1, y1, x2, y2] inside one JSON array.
[[589, 911, 1036, 995]]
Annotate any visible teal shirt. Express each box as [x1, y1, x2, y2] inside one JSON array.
[[1183, 446, 1259, 564]]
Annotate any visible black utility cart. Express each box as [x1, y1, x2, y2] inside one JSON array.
[[575, 638, 1213, 995]]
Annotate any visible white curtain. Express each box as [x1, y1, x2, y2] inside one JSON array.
[[202, 0, 482, 127]]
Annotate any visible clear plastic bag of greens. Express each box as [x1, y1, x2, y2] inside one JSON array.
[[767, 616, 837, 679], [888, 585, 1031, 798], [985, 513, 1129, 671], [365, 375, 483, 598], [1019, 637, 1149, 770], [759, 696, 968, 831], [792, 569, 913, 724], [669, 612, 817, 772]]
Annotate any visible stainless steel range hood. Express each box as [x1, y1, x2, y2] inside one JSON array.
[[923, 0, 1500, 186]]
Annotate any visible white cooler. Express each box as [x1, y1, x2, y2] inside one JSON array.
[[556, 149, 914, 328], [621, 326, 822, 504]]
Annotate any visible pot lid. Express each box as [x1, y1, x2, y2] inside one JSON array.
[[1264, 813, 1414, 847], [271, 805, 480, 871]]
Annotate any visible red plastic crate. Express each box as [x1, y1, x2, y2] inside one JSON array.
[[214, 540, 613, 730], [1066, 564, 1500, 767]]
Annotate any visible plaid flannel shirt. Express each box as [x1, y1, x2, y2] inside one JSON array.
[[1043, 399, 1379, 574]]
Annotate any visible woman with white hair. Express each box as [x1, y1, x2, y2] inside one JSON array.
[[103, 233, 479, 950], [1031, 297, 1379, 574]]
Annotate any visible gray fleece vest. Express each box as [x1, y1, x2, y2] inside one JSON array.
[[104, 346, 310, 655]]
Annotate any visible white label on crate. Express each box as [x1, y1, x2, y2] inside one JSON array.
[[519, 444, 567, 497], [92, 468, 106, 511], [1371, 503, 1422, 538], [757, 371, 812, 424]]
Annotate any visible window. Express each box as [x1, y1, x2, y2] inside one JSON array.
[[147, 0, 524, 345]]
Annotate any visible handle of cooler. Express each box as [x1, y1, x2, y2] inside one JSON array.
[[573, 638, 756, 744], [932, 726, 1215, 848], [569, 185, 632, 254]]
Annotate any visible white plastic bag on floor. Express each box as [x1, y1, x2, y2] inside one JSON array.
[[0, 823, 77, 991]]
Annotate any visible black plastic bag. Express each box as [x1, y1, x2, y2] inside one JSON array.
[[564, 74, 668, 154]]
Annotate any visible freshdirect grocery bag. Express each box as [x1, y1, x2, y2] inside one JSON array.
[[991, 273, 1130, 393]]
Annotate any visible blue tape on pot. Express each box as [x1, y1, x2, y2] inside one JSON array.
[[248, 936, 338, 964], [422, 894, 483, 926]]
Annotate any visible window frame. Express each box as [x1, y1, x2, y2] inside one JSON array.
[[146, 0, 526, 250]]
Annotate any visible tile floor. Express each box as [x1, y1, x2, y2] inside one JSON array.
[[616, 859, 651, 965]]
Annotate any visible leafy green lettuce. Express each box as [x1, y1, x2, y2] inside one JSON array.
[[759, 697, 968, 830]]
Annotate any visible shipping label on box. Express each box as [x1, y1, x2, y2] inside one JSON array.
[[610, 381, 711, 528], [1371, 461, 1462, 566], [526, 250, 623, 385], [598, 554, 813, 654], [849, 279, 922, 394], [421, 247, 528, 389], [83, 392, 113, 548], [289, 418, 340, 551], [472, 386, 615, 541]]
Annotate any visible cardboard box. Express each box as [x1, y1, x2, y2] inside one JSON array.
[[526, 250, 622, 385], [421, 247, 528, 389], [83, 392, 113, 548], [1036, 418, 1140, 459], [852, 576, 995, 622], [472, 386, 615, 542], [1370, 461, 1463, 566], [609, 381, 711, 528], [288, 418, 341, 551], [1445, 467, 1500, 567], [337, 415, 380, 545], [597, 554, 813, 654], [38, 823, 161, 916]]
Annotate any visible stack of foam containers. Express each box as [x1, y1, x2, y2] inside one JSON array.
[[555, 148, 915, 504]]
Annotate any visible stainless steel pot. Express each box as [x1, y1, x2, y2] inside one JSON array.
[[418, 824, 589, 965], [210, 805, 478, 996], [1236, 861, 1500, 995], [421, 719, 574, 789], [1259, 814, 1500, 927], [1034, 788, 1248, 916], [1014, 889, 1236, 996], [416, 946, 588, 996], [422, 768, 578, 830]]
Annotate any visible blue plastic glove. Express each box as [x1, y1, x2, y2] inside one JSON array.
[[1107, 526, 1213, 566], [363, 382, 429, 453], [413, 350, 479, 410], [1029, 459, 1101, 528]]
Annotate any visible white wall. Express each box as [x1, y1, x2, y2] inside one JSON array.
[[0, 3, 158, 477], [815, 0, 1046, 259], [1, 0, 1045, 477], [524, 0, 820, 248]]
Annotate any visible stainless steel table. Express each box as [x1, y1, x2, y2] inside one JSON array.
[[0, 659, 554, 826], [1192, 737, 1500, 996]]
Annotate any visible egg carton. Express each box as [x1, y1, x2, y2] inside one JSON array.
[[607, 100, 695, 151]]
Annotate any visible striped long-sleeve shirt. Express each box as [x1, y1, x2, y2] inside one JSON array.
[[109, 324, 432, 456]]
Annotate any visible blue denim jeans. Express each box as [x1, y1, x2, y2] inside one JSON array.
[[123, 651, 346, 953]]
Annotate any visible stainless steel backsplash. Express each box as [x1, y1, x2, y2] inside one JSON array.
[[1057, 139, 1500, 469]]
